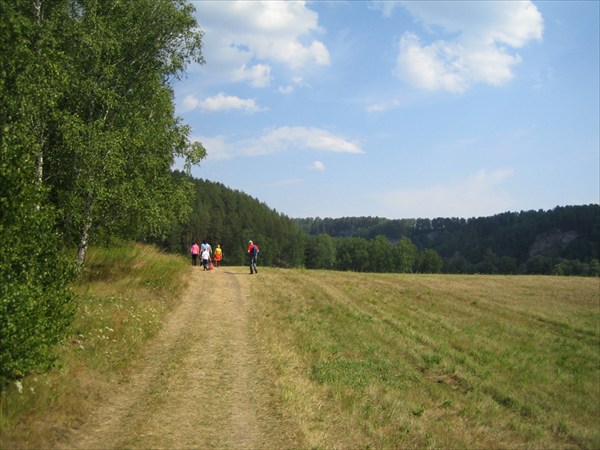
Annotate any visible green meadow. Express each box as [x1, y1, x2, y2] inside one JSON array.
[[250, 269, 600, 449]]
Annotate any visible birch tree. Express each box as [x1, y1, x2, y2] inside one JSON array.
[[1, 0, 75, 383], [1, 0, 205, 381], [44, 0, 206, 267]]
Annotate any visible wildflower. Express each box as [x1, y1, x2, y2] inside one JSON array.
[[15, 380, 23, 394]]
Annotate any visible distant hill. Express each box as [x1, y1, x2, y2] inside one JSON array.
[[293, 204, 600, 274]]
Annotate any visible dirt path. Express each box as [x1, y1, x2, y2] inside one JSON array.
[[61, 266, 303, 449]]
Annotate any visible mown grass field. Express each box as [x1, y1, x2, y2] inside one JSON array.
[[249, 269, 600, 449], [1, 244, 598, 449]]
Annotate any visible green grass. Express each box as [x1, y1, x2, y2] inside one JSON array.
[[250, 269, 600, 449], [0, 243, 190, 449]]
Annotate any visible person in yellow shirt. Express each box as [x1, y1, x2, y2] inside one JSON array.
[[214, 244, 223, 267]]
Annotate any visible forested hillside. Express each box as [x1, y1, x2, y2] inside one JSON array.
[[295, 204, 600, 275], [156, 176, 598, 276], [155, 174, 306, 267]]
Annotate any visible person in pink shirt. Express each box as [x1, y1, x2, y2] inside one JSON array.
[[190, 242, 200, 266]]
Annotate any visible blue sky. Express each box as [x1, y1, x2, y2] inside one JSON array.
[[175, 1, 599, 219]]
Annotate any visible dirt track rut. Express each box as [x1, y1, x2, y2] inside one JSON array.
[[61, 266, 302, 449]]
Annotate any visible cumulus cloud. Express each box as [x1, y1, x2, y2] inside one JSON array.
[[181, 93, 264, 113], [195, 126, 364, 161], [231, 63, 272, 87], [394, 1, 543, 93], [312, 161, 326, 171], [192, 1, 329, 87], [371, 168, 515, 218]]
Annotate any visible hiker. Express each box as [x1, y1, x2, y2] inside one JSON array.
[[190, 242, 200, 266], [214, 245, 223, 267], [201, 247, 211, 271], [201, 240, 212, 258], [247, 240, 259, 274]]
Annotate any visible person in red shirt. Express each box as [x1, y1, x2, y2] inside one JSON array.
[[247, 240, 259, 274]]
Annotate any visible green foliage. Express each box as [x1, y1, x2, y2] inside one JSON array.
[[335, 237, 370, 271], [156, 178, 449, 274], [1, 0, 206, 267], [0, 133, 75, 386], [418, 248, 444, 273], [0, 0, 204, 384], [369, 235, 395, 273], [305, 234, 336, 269], [47, 0, 205, 265], [395, 236, 418, 273]]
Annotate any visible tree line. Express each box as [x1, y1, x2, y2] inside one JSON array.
[[155, 176, 445, 274], [154, 174, 306, 268], [295, 205, 600, 276], [1, 0, 205, 385], [158, 178, 598, 276]]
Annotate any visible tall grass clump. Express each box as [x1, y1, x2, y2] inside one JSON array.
[[0, 242, 189, 449], [250, 269, 600, 449]]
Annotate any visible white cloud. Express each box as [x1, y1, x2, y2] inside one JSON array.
[[182, 93, 263, 113], [181, 95, 200, 113], [277, 76, 310, 95], [312, 161, 326, 171], [231, 63, 272, 87], [394, 1, 543, 93], [371, 168, 515, 218], [191, 1, 330, 87], [367, 99, 403, 113], [195, 126, 364, 161], [258, 127, 363, 155], [278, 85, 294, 94]]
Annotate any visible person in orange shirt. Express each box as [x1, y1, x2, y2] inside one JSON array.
[[214, 245, 223, 267]]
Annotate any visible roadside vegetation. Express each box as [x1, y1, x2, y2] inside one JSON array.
[[0, 244, 189, 449]]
